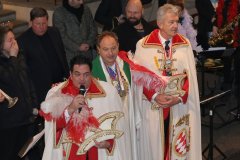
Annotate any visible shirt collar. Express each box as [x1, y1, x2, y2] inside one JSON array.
[[158, 32, 172, 46]]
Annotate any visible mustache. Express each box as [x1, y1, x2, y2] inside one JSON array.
[[127, 18, 141, 26], [128, 17, 138, 21]]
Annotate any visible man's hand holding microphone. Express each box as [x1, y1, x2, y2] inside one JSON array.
[[67, 85, 86, 115]]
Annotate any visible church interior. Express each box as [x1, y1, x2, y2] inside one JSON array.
[[0, 0, 239, 159]]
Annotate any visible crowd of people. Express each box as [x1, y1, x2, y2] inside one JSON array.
[[0, 0, 239, 159]]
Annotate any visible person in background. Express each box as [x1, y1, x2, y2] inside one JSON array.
[[53, 0, 97, 63], [168, 0, 202, 52], [95, 0, 125, 31], [159, 0, 167, 6], [212, 0, 240, 90], [195, 0, 216, 50], [17, 7, 69, 104], [113, 0, 155, 53], [134, 4, 202, 160], [17, 8, 69, 159], [40, 55, 133, 160], [95, 0, 152, 31], [0, 26, 38, 160]]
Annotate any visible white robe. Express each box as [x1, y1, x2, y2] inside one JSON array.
[[133, 30, 202, 160], [41, 80, 133, 160], [98, 56, 141, 160]]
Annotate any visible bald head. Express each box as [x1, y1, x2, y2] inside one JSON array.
[[125, 0, 143, 25], [126, 0, 143, 10]]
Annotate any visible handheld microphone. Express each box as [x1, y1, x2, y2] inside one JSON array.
[[79, 85, 86, 95], [79, 85, 86, 112]]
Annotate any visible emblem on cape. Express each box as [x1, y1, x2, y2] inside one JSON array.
[[173, 128, 189, 157], [151, 74, 187, 110], [77, 111, 124, 155], [172, 114, 190, 158]]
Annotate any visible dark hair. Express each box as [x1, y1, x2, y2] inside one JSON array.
[[167, 0, 184, 11], [0, 26, 12, 51], [70, 55, 92, 72], [30, 7, 48, 21], [97, 31, 119, 47]]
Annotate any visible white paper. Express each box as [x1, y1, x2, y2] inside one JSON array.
[[18, 129, 45, 158]]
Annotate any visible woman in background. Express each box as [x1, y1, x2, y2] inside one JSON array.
[[168, 0, 203, 52], [0, 26, 38, 160]]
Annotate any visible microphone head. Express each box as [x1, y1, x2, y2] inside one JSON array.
[[79, 85, 86, 95]]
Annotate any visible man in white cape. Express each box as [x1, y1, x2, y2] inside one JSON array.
[[133, 4, 202, 160], [92, 31, 141, 160], [40, 55, 133, 160]]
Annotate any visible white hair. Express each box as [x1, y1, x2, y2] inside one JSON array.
[[157, 4, 179, 22]]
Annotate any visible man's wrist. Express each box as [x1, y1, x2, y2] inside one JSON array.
[[177, 97, 182, 104], [67, 105, 75, 115]]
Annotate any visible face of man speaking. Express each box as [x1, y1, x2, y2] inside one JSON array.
[[70, 64, 92, 89]]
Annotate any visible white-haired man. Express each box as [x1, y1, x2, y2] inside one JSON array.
[[134, 4, 202, 160]]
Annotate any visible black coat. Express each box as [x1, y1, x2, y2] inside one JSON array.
[[113, 18, 155, 53], [196, 0, 215, 33], [95, 0, 123, 31], [196, 0, 215, 49], [17, 27, 69, 103], [0, 54, 38, 129]]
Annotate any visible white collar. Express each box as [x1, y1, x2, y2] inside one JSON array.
[[158, 32, 172, 46]]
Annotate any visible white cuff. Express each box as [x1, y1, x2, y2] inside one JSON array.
[[64, 109, 71, 123], [151, 92, 159, 103], [178, 97, 183, 104]]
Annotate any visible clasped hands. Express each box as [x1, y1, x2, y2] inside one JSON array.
[[154, 93, 181, 108], [79, 43, 90, 52]]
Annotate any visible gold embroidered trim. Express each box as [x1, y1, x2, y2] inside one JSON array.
[[63, 143, 72, 160], [53, 120, 65, 148], [86, 78, 106, 98], [106, 139, 116, 156], [164, 74, 187, 97], [175, 114, 190, 127], [142, 35, 163, 48], [76, 111, 124, 155]]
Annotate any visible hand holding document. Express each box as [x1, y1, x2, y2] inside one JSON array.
[[18, 129, 45, 158]]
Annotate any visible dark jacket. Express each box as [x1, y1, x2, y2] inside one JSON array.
[[95, 0, 123, 31], [17, 27, 69, 103], [53, 5, 97, 62], [196, 0, 215, 33], [0, 53, 38, 129], [195, 0, 215, 49], [113, 18, 155, 53]]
